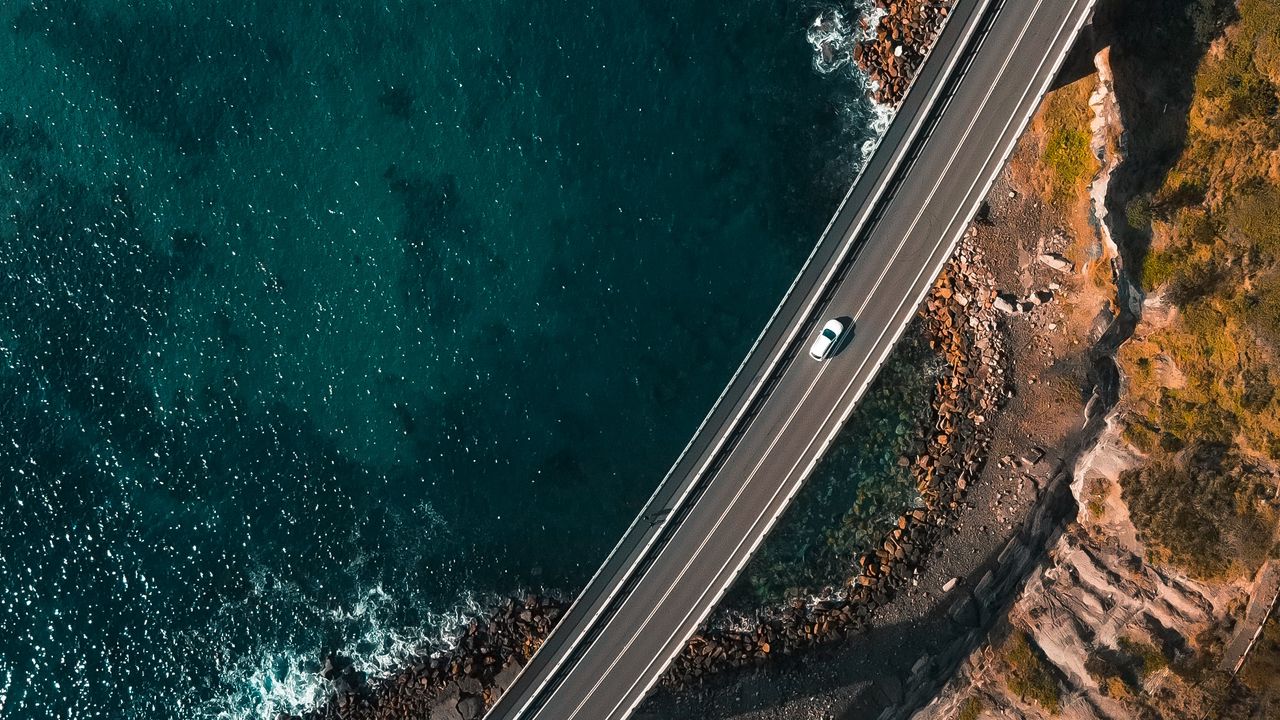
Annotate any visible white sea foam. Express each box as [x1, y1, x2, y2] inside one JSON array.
[[1, 664, 10, 715], [181, 7, 908, 718], [808, 3, 896, 172], [857, 97, 896, 167], [195, 580, 495, 720], [807, 2, 884, 74], [329, 585, 487, 679], [807, 9, 856, 75]]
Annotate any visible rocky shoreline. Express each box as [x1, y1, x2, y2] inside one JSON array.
[[285, 236, 1010, 720], [285, 596, 567, 720], [280, 247, 1007, 720], [646, 0, 982, 687], [856, 0, 952, 106], [810, 0, 951, 106]]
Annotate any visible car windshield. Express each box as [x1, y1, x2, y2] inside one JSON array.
[[822, 328, 837, 340]]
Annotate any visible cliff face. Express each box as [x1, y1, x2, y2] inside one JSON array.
[[916, 3, 1280, 718], [1111, 2, 1280, 582]]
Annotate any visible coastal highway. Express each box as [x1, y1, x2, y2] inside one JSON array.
[[485, 1, 1098, 718]]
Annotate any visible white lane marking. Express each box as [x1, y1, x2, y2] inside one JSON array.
[[560, 294, 845, 720], [601, 3, 1092, 717], [588, 4, 1059, 712]]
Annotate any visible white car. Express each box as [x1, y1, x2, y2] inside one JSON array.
[[809, 318, 846, 360]]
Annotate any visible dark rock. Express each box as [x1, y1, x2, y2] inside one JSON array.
[[457, 695, 484, 720], [457, 676, 482, 695], [320, 655, 340, 681]]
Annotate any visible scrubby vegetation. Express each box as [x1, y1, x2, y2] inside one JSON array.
[[1119, 0, 1280, 578], [1121, 444, 1275, 576], [1084, 635, 1170, 706], [955, 696, 983, 720], [1235, 616, 1280, 717], [1001, 631, 1061, 714], [1190, 617, 1280, 719], [1117, 636, 1170, 679], [1039, 76, 1099, 203]]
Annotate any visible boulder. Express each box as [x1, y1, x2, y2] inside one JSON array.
[[457, 695, 485, 720], [493, 661, 522, 693], [1038, 252, 1074, 272], [431, 683, 464, 720], [457, 676, 482, 695]]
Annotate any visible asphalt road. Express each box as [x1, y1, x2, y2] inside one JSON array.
[[485, 1, 1097, 718]]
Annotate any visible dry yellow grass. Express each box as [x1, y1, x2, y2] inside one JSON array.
[[1117, 0, 1280, 579]]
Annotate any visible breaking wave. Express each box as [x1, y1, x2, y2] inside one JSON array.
[[808, 3, 896, 170], [196, 584, 490, 720]]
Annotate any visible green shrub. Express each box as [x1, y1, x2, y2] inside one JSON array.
[[1196, 37, 1278, 125], [1188, 0, 1237, 45], [1245, 271, 1280, 348], [1127, 193, 1154, 231], [1120, 443, 1270, 576], [956, 696, 983, 720], [1257, 32, 1280, 87], [1123, 419, 1160, 454], [1044, 124, 1094, 200], [1178, 303, 1234, 361], [1176, 208, 1216, 245], [1225, 184, 1280, 252], [1141, 249, 1181, 291], [1242, 0, 1280, 85], [1004, 631, 1062, 714], [1086, 649, 1137, 697], [1039, 79, 1097, 202], [1119, 636, 1170, 679], [1123, 460, 1224, 574]]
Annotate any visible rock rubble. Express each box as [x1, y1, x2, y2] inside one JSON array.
[[855, 0, 953, 106]]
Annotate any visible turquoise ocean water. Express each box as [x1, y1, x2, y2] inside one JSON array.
[[0, 1, 888, 717]]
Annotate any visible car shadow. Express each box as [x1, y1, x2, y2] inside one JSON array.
[[830, 316, 855, 357]]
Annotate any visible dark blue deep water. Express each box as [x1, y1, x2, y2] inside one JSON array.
[[0, 1, 882, 717]]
